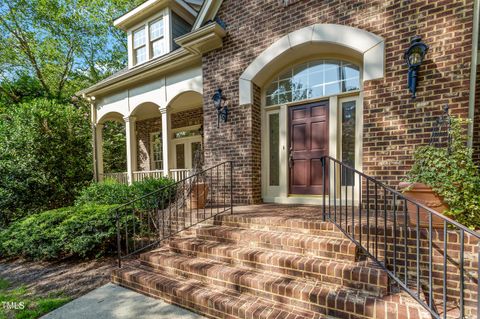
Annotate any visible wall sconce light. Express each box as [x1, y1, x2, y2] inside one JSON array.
[[212, 88, 228, 127], [404, 36, 429, 99]]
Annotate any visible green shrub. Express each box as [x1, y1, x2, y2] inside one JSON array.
[[75, 179, 131, 206], [75, 177, 176, 209], [0, 205, 120, 260], [131, 178, 176, 210], [0, 98, 92, 227], [407, 117, 480, 229]]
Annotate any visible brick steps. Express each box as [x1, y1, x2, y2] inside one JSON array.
[[112, 265, 325, 319], [111, 208, 432, 319], [166, 237, 387, 296], [195, 226, 358, 261], [139, 249, 425, 319], [213, 213, 345, 237]]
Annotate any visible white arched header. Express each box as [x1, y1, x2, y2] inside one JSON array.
[[239, 24, 385, 105]]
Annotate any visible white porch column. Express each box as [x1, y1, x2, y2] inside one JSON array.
[[124, 116, 137, 185], [95, 123, 104, 181], [160, 108, 170, 177]]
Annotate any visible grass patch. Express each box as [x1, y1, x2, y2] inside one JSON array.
[[0, 278, 70, 319]]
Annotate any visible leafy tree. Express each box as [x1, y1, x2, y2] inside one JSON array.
[[0, 0, 144, 103], [102, 121, 127, 173], [0, 98, 92, 226]]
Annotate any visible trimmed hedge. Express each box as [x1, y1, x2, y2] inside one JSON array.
[[75, 177, 175, 207], [0, 205, 119, 260]]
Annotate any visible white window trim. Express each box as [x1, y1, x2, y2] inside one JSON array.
[[171, 124, 202, 139], [132, 26, 147, 66], [127, 9, 171, 68], [149, 132, 163, 171], [261, 89, 363, 205], [337, 94, 363, 202], [149, 18, 165, 59]]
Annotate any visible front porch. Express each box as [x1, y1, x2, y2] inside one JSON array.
[[94, 90, 204, 185]]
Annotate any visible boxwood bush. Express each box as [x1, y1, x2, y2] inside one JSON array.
[[0, 205, 121, 260], [75, 177, 176, 208]]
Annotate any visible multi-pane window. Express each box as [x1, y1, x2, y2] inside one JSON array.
[[150, 18, 165, 58], [151, 132, 163, 170], [266, 60, 360, 106], [133, 27, 146, 65], [341, 100, 356, 186], [268, 113, 280, 186]]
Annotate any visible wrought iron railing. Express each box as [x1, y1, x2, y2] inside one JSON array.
[[114, 161, 233, 268], [321, 156, 479, 319]]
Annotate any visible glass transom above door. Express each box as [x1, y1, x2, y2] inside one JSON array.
[[266, 60, 360, 106]]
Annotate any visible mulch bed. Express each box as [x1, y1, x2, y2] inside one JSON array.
[[0, 257, 116, 299]]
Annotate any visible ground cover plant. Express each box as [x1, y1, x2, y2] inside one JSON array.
[[0, 278, 70, 319]]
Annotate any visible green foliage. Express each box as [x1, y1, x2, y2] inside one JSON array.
[[0, 278, 70, 319], [102, 121, 127, 173], [407, 117, 480, 229], [75, 179, 131, 207], [0, 98, 92, 227], [0, 205, 119, 260], [131, 178, 177, 211], [75, 177, 176, 209], [0, 0, 145, 103]]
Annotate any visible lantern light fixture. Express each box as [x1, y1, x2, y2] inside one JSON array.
[[404, 36, 429, 99], [212, 88, 228, 127]]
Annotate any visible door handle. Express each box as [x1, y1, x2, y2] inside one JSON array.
[[289, 147, 293, 168]]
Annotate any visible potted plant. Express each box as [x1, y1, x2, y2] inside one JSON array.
[[399, 116, 480, 229], [188, 146, 209, 210]]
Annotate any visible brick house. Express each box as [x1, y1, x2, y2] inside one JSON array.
[[80, 0, 480, 205], [80, 1, 480, 318]]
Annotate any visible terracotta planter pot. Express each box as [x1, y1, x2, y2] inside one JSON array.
[[189, 182, 209, 209], [398, 182, 448, 229]]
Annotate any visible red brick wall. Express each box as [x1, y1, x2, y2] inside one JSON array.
[[136, 107, 203, 171], [201, 0, 475, 204]]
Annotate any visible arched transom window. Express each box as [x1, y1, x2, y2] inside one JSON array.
[[265, 60, 360, 106]]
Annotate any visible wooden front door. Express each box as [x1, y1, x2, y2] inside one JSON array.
[[289, 101, 329, 195]]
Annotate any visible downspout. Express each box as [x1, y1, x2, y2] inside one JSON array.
[[468, 0, 479, 147]]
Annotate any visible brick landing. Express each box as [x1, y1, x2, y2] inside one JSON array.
[[112, 204, 432, 319]]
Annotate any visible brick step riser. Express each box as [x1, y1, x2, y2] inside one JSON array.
[[112, 274, 231, 319], [213, 220, 345, 238], [111, 270, 319, 319], [166, 243, 388, 296], [195, 233, 358, 262], [139, 258, 390, 319]]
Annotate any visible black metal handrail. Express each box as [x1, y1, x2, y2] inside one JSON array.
[[321, 156, 480, 319], [114, 161, 234, 268]]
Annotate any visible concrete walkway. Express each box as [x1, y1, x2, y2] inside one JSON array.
[[41, 283, 206, 319]]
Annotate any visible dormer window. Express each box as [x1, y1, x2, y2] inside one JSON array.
[[122, 4, 197, 69], [150, 18, 165, 58], [133, 27, 147, 65]]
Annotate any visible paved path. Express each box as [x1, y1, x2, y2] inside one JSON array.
[[41, 283, 206, 319]]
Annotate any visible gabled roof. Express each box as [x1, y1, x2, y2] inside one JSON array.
[[114, 0, 199, 30], [192, 0, 223, 30]]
